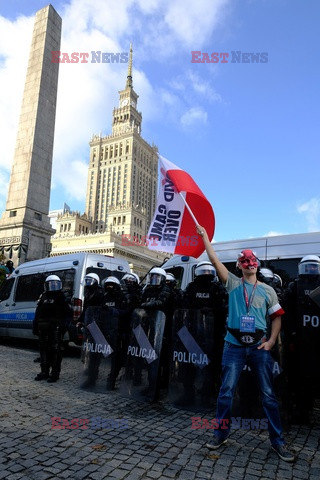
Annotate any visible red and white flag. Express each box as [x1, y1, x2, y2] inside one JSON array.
[[147, 155, 215, 258]]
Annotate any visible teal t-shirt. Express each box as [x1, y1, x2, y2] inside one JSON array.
[[224, 272, 280, 346]]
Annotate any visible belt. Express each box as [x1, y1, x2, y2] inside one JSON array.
[[227, 327, 266, 346]]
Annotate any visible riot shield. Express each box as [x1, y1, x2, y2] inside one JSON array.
[[167, 308, 222, 411], [79, 306, 121, 392], [291, 277, 320, 422], [119, 309, 165, 403], [232, 341, 287, 425], [296, 278, 320, 379], [309, 285, 320, 309]]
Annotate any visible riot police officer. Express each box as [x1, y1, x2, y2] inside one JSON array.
[[178, 262, 228, 405], [33, 275, 72, 382], [165, 273, 183, 310], [141, 268, 171, 314], [140, 267, 172, 396], [102, 276, 128, 310], [283, 255, 320, 423], [101, 276, 128, 389], [184, 261, 228, 314], [78, 273, 104, 324], [259, 268, 284, 304], [121, 272, 142, 311]]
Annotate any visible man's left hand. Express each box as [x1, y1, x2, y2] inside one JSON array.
[[257, 339, 274, 351]]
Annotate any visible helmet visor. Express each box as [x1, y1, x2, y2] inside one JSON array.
[[149, 274, 163, 286], [46, 280, 62, 291], [299, 263, 320, 275], [84, 277, 97, 287], [195, 265, 215, 276]]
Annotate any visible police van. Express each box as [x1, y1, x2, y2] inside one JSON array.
[[0, 253, 130, 344], [162, 231, 320, 290]]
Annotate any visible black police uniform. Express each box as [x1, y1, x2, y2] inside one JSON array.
[[102, 282, 128, 389], [33, 291, 72, 382]]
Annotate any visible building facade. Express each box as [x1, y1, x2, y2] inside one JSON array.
[[85, 45, 158, 239], [51, 46, 167, 276]]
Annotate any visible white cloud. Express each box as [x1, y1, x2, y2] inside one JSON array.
[[297, 198, 320, 232], [165, 0, 229, 47], [180, 107, 208, 126], [0, 0, 229, 211], [170, 70, 223, 104], [263, 231, 286, 237]]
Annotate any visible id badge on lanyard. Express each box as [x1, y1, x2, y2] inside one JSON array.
[[240, 279, 257, 333]]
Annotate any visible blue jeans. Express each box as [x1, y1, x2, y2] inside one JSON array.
[[213, 341, 284, 446]]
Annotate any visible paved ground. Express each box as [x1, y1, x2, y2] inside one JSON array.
[[0, 340, 319, 480]]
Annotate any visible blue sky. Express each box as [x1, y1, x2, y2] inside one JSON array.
[[0, 0, 319, 242]]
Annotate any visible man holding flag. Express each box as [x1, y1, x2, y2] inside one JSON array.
[[196, 225, 296, 463]]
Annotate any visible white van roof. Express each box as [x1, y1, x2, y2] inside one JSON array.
[[206, 231, 320, 263], [13, 253, 130, 275]]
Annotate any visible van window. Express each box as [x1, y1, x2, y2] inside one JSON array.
[[15, 269, 76, 303], [15, 273, 44, 302], [86, 267, 125, 284], [0, 278, 15, 301], [164, 266, 184, 290]]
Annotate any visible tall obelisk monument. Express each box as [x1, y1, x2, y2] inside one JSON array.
[[0, 5, 61, 265]]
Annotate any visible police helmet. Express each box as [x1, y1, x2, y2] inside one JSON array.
[[102, 276, 121, 289], [259, 268, 274, 280], [166, 272, 177, 287], [298, 255, 320, 276], [122, 273, 139, 284], [273, 273, 283, 288], [84, 273, 100, 287], [194, 261, 216, 278], [147, 267, 166, 286], [45, 274, 62, 292]]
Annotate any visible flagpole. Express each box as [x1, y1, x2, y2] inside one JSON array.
[[179, 192, 200, 226]]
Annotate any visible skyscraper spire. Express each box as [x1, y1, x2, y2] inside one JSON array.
[[126, 43, 133, 88]]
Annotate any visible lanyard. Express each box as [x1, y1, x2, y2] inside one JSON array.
[[242, 278, 257, 314]]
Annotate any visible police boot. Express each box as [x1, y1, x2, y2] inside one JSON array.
[[47, 375, 59, 383], [132, 372, 142, 386], [35, 371, 49, 381], [81, 378, 96, 389], [106, 374, 115, 391]]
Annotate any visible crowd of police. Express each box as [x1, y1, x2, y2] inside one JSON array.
[[32, 255, 320, 424]]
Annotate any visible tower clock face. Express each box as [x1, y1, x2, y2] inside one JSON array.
[[121, 99, 129, 107]]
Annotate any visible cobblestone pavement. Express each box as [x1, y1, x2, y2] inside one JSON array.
[[1, 341, 319, 480]]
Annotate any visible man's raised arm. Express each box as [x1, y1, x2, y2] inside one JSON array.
[[196, 225, 229, 285]]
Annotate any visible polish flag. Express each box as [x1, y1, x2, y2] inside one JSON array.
[[147, 155, 215, 257]]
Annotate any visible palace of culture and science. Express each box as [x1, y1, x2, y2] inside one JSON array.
[[51, 47, 167, 276]]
